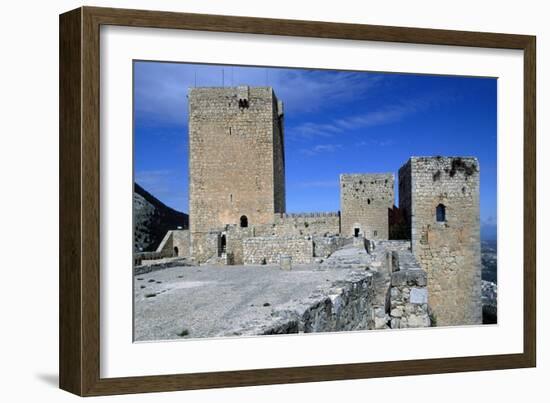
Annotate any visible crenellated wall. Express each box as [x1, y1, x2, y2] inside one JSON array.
[[243, 236, 314, 265], [252, 212, 341, 237]]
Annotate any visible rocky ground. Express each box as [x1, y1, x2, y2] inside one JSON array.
[[133, 264, 372, 341], [134, 239, 498, 340]]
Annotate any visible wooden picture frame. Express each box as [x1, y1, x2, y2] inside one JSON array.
[[59, 6, 536, 396]]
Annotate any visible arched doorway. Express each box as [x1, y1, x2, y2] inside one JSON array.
[[240, 215, 248, 228], [173, 246, 179, 256]]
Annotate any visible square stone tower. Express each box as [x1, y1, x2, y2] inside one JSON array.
[[188, 86, 285, 262], [340, 173, 394, 239], [399, 157, 482, 326]]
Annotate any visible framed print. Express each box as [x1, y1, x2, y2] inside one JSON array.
[[59, 6, 536, 396]]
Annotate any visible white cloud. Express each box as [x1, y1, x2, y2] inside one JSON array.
[[299, 143, 343, 157], [290, 97, 432, 139], [133, 62, 385, 129], [356, 139, 397, 147]]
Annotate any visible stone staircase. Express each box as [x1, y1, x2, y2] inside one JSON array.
[[319, 238, 429, 330], [321, 243, 372, 270], [393, 248, 422, 271], [321, 239, 420, 273]]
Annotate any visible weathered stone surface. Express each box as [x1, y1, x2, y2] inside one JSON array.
[[138, 85, 485, 332], [399, 157, 482, 326], [188, 87, 285, 263], [133, 264, 374, 340], [243, 236, 313, 265], [268, 212, 341, 237], [312, 235, 346, 258], [280, 255, 292, 271], [155, 229, 191, 258], [391, 269, 427, 287], [340, 173, 394, 239], [410, 287, 428, 304], [390, 307, 403, 317]]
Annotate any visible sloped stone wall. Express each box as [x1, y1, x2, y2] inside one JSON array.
[[389, 269, 430, 328], [312, 235, 346, 258]]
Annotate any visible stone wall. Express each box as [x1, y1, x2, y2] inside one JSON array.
[[253, 212, 340, 238], [340, 173, 394, 239], [188, 86, 285, 263], [399, 157, 482, 326], [155, 230, 191, 257], [243, 236, 314, 265], [225, 225, 255, 265], [272, 99, 286, 213], [312, 235, 346, 258], [256, 272, 375, 335], [171, 230, 191, 257], [389, 269, 430, 328]]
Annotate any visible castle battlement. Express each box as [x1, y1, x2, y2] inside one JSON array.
[[185, 87, 481, 328]]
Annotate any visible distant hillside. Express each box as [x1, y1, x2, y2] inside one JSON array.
[[134, 183, 189, 252], [481, 240, 497, 284]]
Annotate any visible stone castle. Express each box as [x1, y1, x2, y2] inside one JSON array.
[[147, 85, 482, 327]]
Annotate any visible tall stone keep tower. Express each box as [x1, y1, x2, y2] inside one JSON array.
[[188, 86, 286, 262], [340, 173, 394, 239], [399, 157, 482, 326]]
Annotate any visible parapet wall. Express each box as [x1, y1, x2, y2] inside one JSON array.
[[250, 212, 340, 238], [312, 235, 346, 258], [263, 272, 375, 334], [243, 236, 314, 265]]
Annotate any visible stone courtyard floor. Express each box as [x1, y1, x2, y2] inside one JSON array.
[[133, 264, 368, 341]]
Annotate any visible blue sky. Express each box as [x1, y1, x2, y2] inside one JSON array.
[[134, 61, 497, 239]]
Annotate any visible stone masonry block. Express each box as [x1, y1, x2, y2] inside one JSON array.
[[391, 269, 428, 287]]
